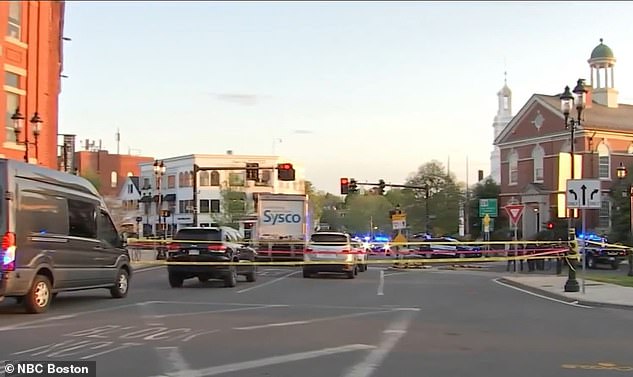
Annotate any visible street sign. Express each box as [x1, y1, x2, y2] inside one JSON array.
[[504, 204, 524, 226], [391, 213, 407, 230], [566, 179, 601, 209], [479, 198, 498, 217], [393, 232, 408, 245]]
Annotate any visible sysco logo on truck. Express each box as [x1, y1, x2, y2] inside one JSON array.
[[262, 210, 302, 225]]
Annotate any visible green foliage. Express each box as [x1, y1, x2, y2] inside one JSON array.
[[80, 169, 101, 191], [217, 185, 251, 228], [467, 177, 503, 239], [609, 175, 633, 245]]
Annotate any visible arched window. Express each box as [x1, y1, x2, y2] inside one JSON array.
[[111, 171, 118, 188], [597, 143, 610, 179], [200, 171, 210, 186], [627, 143, 633, 154], [210, 171, 220, 186], [127, 172, 133, 177], [508, 150, 518, 185], [532, 145, 544, 182], [178, 172, 184, 187]]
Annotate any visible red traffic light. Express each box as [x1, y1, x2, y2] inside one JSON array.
[[546, 222, 554, 230], [340, 178, 349, 185], [340, 178, 349, 194], [279, 163, 292, 170]]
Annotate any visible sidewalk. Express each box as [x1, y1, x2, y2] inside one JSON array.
[[130, 248, 164, 271], [499, 275, 633, 309]]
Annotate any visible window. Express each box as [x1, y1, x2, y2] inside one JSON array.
[[199, 199, 210, 213], [599, 197, 611, 228], [127, 184, 134, 194], [210, 199, 220, 213], [598, 143, 610, 179], [17, 191, 68, 235], [503, 95, 509, 111], [229, 172, 245, 186], [127, 172, 133, 177], [7, 1, 21, 39], [210, 171, 220, 186], [167, 174, 175, 189], [179, 200, 195, 213], [97, 210, 120, 247], [68, 199, 97, 239], [199, 171, 210, 186], [532, 145, 544, 182], [110, 171, 118, 188], [5, 72, 19, 88], [508, 151, 518, 185], [142, 177, 150, 189], [178, 172, 184, 187], [187, 171, 194, 187], [5, 92, 19, 143], [174, 228, 221, 242]]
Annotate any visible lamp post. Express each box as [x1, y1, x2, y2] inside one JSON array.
[[559, 78, 587, 293], [11, 108, 43, 163], [616, 162, 633, 277], [153, 160, 166, 239]]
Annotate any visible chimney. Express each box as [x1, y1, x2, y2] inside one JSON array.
[[584, 83, 593, 109]]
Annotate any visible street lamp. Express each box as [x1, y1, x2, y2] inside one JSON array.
[[11, 108, 43, 163], [615, 162, 633, 277], [153, 160, 166, 239], [559, 78, 587, 293]]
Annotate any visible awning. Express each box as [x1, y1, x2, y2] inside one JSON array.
[[139, 195, 153, 203], [163, 194, 176, 202]]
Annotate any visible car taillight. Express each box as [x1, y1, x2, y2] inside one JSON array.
[[168, 243, 181, 250], [2, 232, 16, 271], [208, 245, 227, 252], [305, 248, 313, 253], [341, 249, 350, 254]]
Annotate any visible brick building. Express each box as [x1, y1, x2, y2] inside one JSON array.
[[0, 1, 65, 168], [494, 39, 631, 238], [74, 149, 154, 197]]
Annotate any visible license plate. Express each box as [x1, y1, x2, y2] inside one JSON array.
[[316, 253, 332, 259], [188, 250, 200, 256]]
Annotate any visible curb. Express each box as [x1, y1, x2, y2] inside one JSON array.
[[497, 278, 633, 311]]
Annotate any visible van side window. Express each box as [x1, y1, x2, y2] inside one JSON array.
[[97, 210, 120, 247], [68, 199, 97, 238]]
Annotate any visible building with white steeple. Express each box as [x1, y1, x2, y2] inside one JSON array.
[[490, 73, 513, 183]]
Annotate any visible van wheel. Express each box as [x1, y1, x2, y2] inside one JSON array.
[[224, 268, 237, 288], [24, 275, 52, 314], [110, 269, 129, 298], [347, 270, 355, 279], [169, 273, 184, 288]]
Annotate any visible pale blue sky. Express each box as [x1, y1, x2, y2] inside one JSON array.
[[58, 1, 633, 194]]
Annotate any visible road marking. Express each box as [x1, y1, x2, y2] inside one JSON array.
[[144, 300, 417, 311], [0, 302, 141, 332], [156, 346, 191, 375], [492, 278, 593, 309], [562, 362, 633, 371], [236, 270, 300, 293], [383, 271, 414, 277], [148, 344, 376, 377], [377, 270, 384, 296], [148, 305, 287, 319], [343, 309, 418, 377], [179, 329, 220, 342], [233, 309, 396, 331]]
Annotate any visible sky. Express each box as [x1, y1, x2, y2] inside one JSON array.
[[58, 1, 633, 194]]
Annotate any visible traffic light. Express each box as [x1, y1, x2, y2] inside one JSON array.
[[277, 163, 295, 181], [546, 221, 554, 230], [246, 163, 259, 181], [340, 178, 349, 195], [349, 178, 358, 194], [378, 179, 386, 195]]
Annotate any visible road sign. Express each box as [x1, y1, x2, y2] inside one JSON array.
[[504, 204, 524, 226], [393, 232, 407, 245], [479, 198, 498, 217], [566, 179, 601, 209], [391, 213, 407, 230]]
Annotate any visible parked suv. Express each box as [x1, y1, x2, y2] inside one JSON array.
[[166, 227, 257, 288], [0, 160, 131, 313]]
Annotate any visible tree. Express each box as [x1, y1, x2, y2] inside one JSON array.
[[80, 169, 101, 192], [467, 178, 504, 240], [216, 183, 253, 228], [341, 194, 393, 234], [609, 174, 633, 244]]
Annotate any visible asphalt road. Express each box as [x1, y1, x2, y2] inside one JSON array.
[[1, 265, 632, 377]]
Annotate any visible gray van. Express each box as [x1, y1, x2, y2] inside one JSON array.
[[0, 159, 131, 313]]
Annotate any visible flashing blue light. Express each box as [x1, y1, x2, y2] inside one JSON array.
[[374, 236, 389, 242]]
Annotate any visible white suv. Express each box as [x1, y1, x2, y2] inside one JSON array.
[[303, 232, 364, 278]]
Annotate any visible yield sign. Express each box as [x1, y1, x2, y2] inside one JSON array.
[[504, 205, 524, 225]]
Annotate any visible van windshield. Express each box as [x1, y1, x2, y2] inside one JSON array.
[[174, 229, 222, 242]]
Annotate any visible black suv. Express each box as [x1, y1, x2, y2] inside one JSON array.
[[166, 227, 257, 288]]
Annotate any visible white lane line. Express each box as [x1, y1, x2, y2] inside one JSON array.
[[377, 270, 385, 296], [236, 270, 300, 293], [156, 346, 191, 375], [148, 305, 288, 319], [148, 344, 376, 377], [492, 278, 593, 309], [145, 300, 418, 311], [0, 302, 141, 332], [233, 309, 397, 331], [383, 271, 414, 277], [343, 309, 418, 377]]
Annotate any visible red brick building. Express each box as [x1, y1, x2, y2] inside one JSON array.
[[0, 1, 65, 168], [75, 150, 154, 197], [495, 40, 630, 238]]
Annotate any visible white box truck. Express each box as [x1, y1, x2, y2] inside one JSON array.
[[255, 193, 310, 260]]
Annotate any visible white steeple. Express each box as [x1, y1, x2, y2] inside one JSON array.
[[588, 38, 618, 108], [491, 72, 514, 184]]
